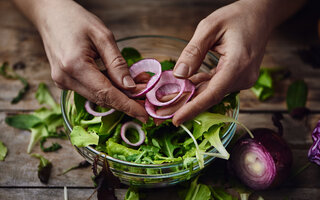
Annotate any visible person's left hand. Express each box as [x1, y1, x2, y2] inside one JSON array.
[[171, 0, 274, 126]]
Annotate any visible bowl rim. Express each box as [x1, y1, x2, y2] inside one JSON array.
[[61, 35, 238, 168]]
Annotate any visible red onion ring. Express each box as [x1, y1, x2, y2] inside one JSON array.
[[145, 79, 195, 119], [84, 101, 115, 117], [121, 121, 145, 146], [126, 59, 162, 98], [146, 70, 186, 106]]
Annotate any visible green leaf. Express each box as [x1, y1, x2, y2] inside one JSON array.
[[28, 123, 49, 153], [286, 80, 308, 112], [11, 75, 30, 104], [251, 69, 274, 101], [5, 114, 42, 130], [125, 187, 140, 200], [40, 137, 62, 152], [0, 141, 8, 161], [99, 112, 123, 137], [157, 130, 180, 158], [210, 187, 237, 200], [160, 60, 176, 71], [194, 112, 253, 138], [203, 125, 229, 159], [35, 83, 58, 110], [31, 154, 52, 184], [121, 47, 142, 67], [184, 176, 212, 200], [106, 140, 141, 158], [80, 116, 102, 125], [70, 126, 99, 147]]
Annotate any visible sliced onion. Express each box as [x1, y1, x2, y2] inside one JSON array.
[[121, 121, 145, 146], [85, 101, 115, 117], [146, 70, 186, 106], [126, 59, 162, 98], [145, 79, 195, 119]]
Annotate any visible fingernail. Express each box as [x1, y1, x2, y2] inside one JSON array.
[[174, 63, 189, 78], [123, 75, 136, 88]]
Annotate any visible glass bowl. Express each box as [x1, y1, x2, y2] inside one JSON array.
[[61, 35, 239, 188]]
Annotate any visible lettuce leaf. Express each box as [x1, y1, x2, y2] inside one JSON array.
[[70, 126, 98, 147], [0, 141, 8, 161]]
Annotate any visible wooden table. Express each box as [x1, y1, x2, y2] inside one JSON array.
[[0, 0, 320, 199]]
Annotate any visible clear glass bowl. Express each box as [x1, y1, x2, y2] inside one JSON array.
[[61, 35, 239, 188]]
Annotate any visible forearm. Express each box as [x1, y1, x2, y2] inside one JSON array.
[[11, 0, 74, 33], [240, 0, 307, 32]]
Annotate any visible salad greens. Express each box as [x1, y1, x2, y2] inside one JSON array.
[[68, 47, 248, 169], [0, 141, 8, 161], [5, 83, 64, 153], [124, 187, 140, 200]]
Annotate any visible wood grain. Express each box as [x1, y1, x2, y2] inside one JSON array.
[[1, 0, 320, 199]]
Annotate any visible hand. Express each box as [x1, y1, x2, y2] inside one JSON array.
[[35, 1, 148, 122], [172, 0, 274, 126]]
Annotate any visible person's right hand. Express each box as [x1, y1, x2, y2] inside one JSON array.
[[35, 0, 148, 122]]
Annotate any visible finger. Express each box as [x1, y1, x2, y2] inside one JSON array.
[[90, 30, 136, 90], [189, 72, 212, 85], [172, 57, 236, 126], [60, 58, 148, 123], [173, 19, 220, 79]]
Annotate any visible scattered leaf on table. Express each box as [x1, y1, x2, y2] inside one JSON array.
[[31, 154, 52, 184], [0, 141, 8, 161], [286, 80, 308, 119], [59, 160, 91, 175], [124, 187, 140, 200], [5, 114, 42, 130], [251, 68, 274, 101]]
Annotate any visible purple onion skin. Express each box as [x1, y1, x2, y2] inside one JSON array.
[[308, 120, 320, 165], [230, 128, 293, 190]]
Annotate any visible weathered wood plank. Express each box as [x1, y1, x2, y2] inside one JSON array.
[[1, 187, 320, 200]]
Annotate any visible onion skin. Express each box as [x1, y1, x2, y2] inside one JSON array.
[[120, 121, 145, 147], [126, 59, 162, 98], [230, 128, 293, 190], [85, 101, 115, 117]]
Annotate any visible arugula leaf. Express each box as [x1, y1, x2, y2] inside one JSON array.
[[160, 60, 176, 71], [40, 137, 62, 152], [286, 80, 308, 112], [203, 125, 229, 160], [99, 112, 124, 138], [70, 126, 99, 147], [35, 83, 59, 110], [0, 62, 30, 104], [73, 92, 90, 124], [194, 112, 253, 138], [5, 114, 42, 130], [251, 68, 274, 101], [0, 141, 8, 161], [59, 160, 91, 175], [31, 154, 52, 184], [121, 47, 142, 67], [11, 75, 30, 104], [28, 123, 49, 153], [157, 130, 180, 158], [184, 176, 212, 200], [125, 187, 140, 200], [210, 187, 237, 200]]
